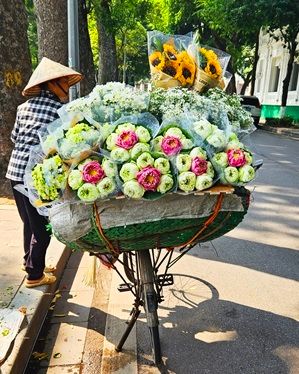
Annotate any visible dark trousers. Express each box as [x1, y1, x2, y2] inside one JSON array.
[[11, 181, 51, 280]]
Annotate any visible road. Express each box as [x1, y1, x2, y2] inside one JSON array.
[[136, 130, 299, 373], [26, 130, 299, 374]]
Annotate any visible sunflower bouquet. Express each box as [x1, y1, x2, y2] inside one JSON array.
[[188, 41, 231, 93], [148, 31, 196, 89]]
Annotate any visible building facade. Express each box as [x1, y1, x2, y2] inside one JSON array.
[[254, 29, 299, 120]]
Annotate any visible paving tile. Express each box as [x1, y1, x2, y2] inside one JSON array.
[[37, 364, 82, 373], [40, 322, 88, 367], [65, 251, 84, 269], [58, 267, 94, 292], [50, 290, 94, 324]]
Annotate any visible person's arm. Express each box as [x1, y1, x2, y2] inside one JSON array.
[[11, 111, 19, 143]]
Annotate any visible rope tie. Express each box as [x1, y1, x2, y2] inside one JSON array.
[[93, 203, 119, 257], [176, 193, 224, 249]]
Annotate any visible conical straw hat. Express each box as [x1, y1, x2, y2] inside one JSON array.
[[22, 57, 83, 96]]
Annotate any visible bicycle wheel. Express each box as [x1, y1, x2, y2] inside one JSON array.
[[137, 250, 162, 365]]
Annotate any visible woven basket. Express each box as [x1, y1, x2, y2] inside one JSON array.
[[55, 187, 250, 255]]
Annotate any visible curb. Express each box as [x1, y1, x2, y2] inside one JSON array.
[[0, 246, 72, 374], [257, 125, 299, 140]]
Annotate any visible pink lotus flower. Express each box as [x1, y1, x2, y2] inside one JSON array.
[[137, 166, 161, 191], [161, 135, 182, 156], [191, 157, 208, 176], [116, 130, 139, 150], [82, 161, 105, 184], [227, 149, 246, 167]]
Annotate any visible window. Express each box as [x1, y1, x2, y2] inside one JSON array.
[[268, 57, 281, 92], [289, 63, 299, 91]]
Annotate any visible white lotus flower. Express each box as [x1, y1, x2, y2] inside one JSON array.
[[244, 151, 253, 165], [239, 165, 255, 182], [136, 152, 154, 169], [130, 142, 150, 160], [224, 166, 239, 183], [106, 133, 118, 150], [102, 158, 118, 178], [176, 154, 192, 172], [178, 171, 196, 192], [135, 126, 151, 143], [97, 177, 116, 198], [206, 129, 226, 149], [181, 138, 194, 150], [206, 161, 215, 178], [123, 180, 145, 199], [120, 162, 139, 182], [190, 147, 207, 160], [68, 169, 83, 190], [116, 122, 136, 134], [196, 174, 213, 191], [110, 147, 130, 162], [165, 127, 185, 140], [193, 119, 213, 140], [154, 157, 170, 174], [157, 174, 174, 193], [151, 136, 164, 152], [212, 152, 228, 168]]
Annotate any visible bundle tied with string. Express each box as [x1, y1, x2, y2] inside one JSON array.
[[188, 43, 230, 94], [148, 31, 196, 90]]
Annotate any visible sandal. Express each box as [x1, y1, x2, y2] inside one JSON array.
[[21, 265, 56, 273], [25, 273, 56, 288]]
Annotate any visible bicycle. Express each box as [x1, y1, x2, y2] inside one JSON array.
[[51, 186, 251, 365]]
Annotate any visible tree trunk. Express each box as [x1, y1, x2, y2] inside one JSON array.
[[78, 0, 96, 95], [34, 0, 68, 65], [250, 32, 260, 95], [280, 41, 297, 118], [225, 60, 237, 94], [240, 71, 252, 95], [96, 0, 118, 84], [0, 0, 32, 195]]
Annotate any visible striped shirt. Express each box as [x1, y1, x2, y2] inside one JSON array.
[[6, 91, 62, 182]]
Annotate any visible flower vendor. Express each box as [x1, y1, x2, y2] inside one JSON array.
[[6, 57, 82, 288]]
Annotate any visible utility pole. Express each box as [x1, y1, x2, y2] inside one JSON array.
[[68, 0, 80, 101]]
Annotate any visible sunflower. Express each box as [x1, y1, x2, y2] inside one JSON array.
[[162, 59, 180, 78], [149, 51, 165, 71], [199, 47, 222, 79], [176, 51, 196, 86], [204, 59, 222, 79], [163, 43, 178, 61]]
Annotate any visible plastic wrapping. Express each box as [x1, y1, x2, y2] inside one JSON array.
[[151, 115, 200, 157], [147, 30, 195, 89], [66, 151, 120, 203], [23, 145, 69, 212], [188, 41, 231, 93], [175, 146, 219, 193], [210, 133, 261, 186], [88, 82, 150, 123], [102, 112, 160, 163], [118, 152, 177, 200]]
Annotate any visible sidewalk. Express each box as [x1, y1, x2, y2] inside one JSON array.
[[257, 123, 299, 140], [0, 200, 71, 374]]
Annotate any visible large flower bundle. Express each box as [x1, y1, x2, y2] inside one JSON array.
[[212, 134, 256, 186], [119, 152, 175, 199], [61, 82, 149, 124], [148, 31, 196, 89], [176, 147, 215, 193], [30, 153, 68, 203], [68, 155, 118, 203], [103, 113, 159, 162], [148, 31, 230, 93]]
